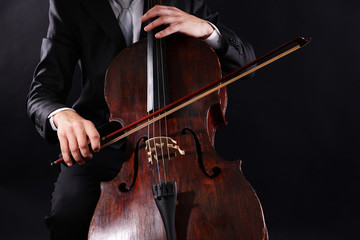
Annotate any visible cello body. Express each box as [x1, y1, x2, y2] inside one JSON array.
[[89, 35, 267, 239]]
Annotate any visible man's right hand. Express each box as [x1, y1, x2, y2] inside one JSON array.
[[52, 110, 100, 166]]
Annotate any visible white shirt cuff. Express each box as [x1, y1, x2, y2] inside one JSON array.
[[48, 108, 75, 131], [203, 22, 223, 50]]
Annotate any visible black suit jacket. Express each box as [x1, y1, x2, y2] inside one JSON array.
[[27, 0, 255, 143]]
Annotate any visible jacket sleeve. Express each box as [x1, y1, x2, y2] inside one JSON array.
[[26, 0, 80, 143], [191, 0, 256, 75]]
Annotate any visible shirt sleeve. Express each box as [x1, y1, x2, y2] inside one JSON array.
[[48, 108, 76, 131], [203, 21, 224, 50]]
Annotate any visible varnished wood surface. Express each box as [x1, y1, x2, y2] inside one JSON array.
[[89, 36, 267, 240]]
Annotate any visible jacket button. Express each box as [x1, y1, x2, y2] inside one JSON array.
[[229, 38, 239, 46]]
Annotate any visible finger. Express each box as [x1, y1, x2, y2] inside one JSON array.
[[58, 132, 72, 167], [74, 123, 93, 159], [85, 122, 100, 153], [67, 131, 83, 164], [144, 16, 178, 32], [155, 23, 182, 38]]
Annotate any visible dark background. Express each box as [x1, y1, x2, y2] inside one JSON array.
[[1, 0, 359, 239]]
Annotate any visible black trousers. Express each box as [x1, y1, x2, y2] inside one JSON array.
[[45, 147, 124, 240]]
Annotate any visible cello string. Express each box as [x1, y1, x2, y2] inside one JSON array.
[[157, 0, 171, 162], [155, 0, 171, 184], [152, 117, 162, 184], [147, 0, 162, 185], [151, 0, 168, 184], [147, 0, 153, 181], [154, 23, 162, 184], [158, 36, 169, 184], [148, 118, 157, 185], [160, 46, 171, 184], [152, 0, 164, 184]]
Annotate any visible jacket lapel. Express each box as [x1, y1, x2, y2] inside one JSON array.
[[80, 0, 126, 46]]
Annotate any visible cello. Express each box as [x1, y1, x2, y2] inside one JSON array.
[[79, 1, 309, 239]]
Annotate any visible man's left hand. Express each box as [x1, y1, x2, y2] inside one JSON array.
[[141, 5, 214, 39]]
